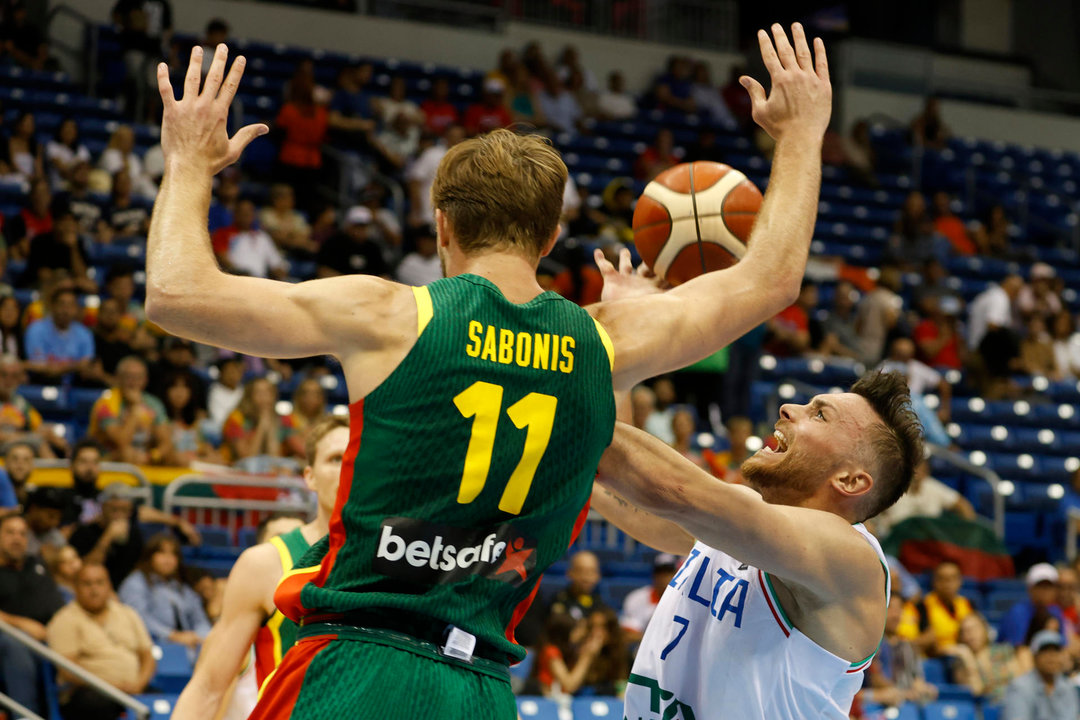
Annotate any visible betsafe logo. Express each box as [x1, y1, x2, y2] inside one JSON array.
[[373, 517, 536, 586]]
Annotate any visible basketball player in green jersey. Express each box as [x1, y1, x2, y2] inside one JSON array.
[[170, 417, 348, 720], [146, 22, 831, 720]]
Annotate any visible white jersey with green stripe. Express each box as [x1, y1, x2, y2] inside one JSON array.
[[624, 523, 889, 720]]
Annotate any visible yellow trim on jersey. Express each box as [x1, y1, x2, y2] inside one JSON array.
[[278, 564, 321, 583], [592, 317, 615, 371], [265, 609, 287, 667], [257, 664, 279, 700], [268, 535, 292, 574], [413, 286, 434, 336]]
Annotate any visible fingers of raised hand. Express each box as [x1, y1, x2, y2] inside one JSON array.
[[770, 23, 797, 70], [790, 23, 813, 71], [814, 37, 829, 83], [618, 247, 633, 275], [183, 46, 203, 99], [203, 44, 229, 101], [757, 28, 782, 76], [594, 248, 616, 275], [217, 54, 246, 108], [156, 63, 175, 106]]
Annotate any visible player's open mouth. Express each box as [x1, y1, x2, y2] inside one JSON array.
[[762, 430, 788, 454]]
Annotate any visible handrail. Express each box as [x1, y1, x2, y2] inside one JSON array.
[[0, 692, 46, 720], [162, 473, 316, 518], [0, 618, 149, 720], [924, 443, 1005, 540], [32, 460, 154, 506]]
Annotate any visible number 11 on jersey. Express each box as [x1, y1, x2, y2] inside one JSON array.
[[454, 381, 558, 515]]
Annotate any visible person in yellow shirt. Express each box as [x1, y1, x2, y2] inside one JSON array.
[[916, 560, 974, 654]]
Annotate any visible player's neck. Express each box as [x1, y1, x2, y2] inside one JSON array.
[[447, 251, 545, 305], [303, 514, 331, 544]]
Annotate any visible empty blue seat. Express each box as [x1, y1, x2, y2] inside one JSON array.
[[572, 697, 623, 718], [19, 385, 68, 419], [195, 526, 232, 547], [134, 693, 180, 720], [516, 696, 561, 720], [923, 699, 977, 720], [152, 642, 194, 693], [922, 657, 948, 685]]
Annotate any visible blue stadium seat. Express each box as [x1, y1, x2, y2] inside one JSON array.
[[196, 526, 232, 547], [509, 650, 535, 687], [922, 657, 948, 685], [935, 683, 975, 702], [572, 697, 623, 718], [601, 579, 644, 610], [152, 642, 194, 693], [70, 387, 104, 422], [516, 696, 561, 720], [135, 693, 180, 720], [237, 526, 258, 548], [923, 700, 977, 720], [981, 705, 1001, 720], [19, 385, 69, 420]]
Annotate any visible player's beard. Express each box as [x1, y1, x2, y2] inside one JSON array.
[[740, 442, 823, 508]]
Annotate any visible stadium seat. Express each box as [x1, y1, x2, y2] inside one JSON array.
[[152, 642, 194, 693], [20, 385, 69, 420], [135, 693, 180, 720], [923, 699, 977, 720], [572, 697, 622, 718], [935, 684, 975, 702], [516, 696, 562, 720], [981, 705, 1002, 720], [922, 657, 948, 685]]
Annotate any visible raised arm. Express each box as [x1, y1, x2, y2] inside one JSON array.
[[597, 422, 879, 599], [145, 45, 412, 362], [592, 24, 831, 389]]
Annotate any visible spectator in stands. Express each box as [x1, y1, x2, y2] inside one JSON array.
[[105, 169, 151, 236], [863, 589, 939, 708], [0, 354, 54, 453], [968, 274, 1024, 398], [914, 560, 974, 655], [653, 56, 695, 114], [946, 611, 1019, 703], [0, 440, 34, 508], [687, 128, 727, 164], [420, 77, 460, 136], [1020, 315, 1058, 378], [565, 67, 598, 121], [554, 45, 596, 92], [197, 17, 229, 76], [464, 78, 513, 136], [54, 161, 104, 239], [49, 545, 81, 602], [855, 263, 903, 364], [549, 550, 607, 622], [102, 266, 143, 331], [583, 607, 628, 695], [764, 280, 818, 357], [259, 184, 317, 258], [1016, 262, 1063, 324], [914, 295, 965, 371], [373, 111, 421, 175], [223, 377, 284, 462], [355, 182, 401, 252], [316, 206, 391, 279], [520, 41, 549, 86], [0, 297, 21, 358], [506, 64, 545, 127], [999, 564, 1067, 649], [91, 297, 134, 385], [721, 64, 753, 129], [532, 612, 607, 697], [840, 119, 878, 187], [327, 63, 376, 149], [620, 553, 678, 644], [537, 70, 583, 135], [887, 191, 949, 269], [89, 355, 171, 465], [211, 198, 288, 280], [119, 533, 211, 648], [635, 128, 680, 181], [931, 191, 977, 256], [207, 356, 244, 429], [2, 111, 43, 184], [99, 126, 155, 199], [4, 177, 54, 260], [149, 336, 206, 409], [1057, 565, 1080, 636], [406, 124, 465, 228], [373, 75, 424, 129], [690, 62, 734, 126], [1, 2, 50, 71], [910, 96, 950, 150], [160, 371, 216, 466], [282, 377, 326, 459], [69, 484, 142, 591], [706, 416, 754, 483], [396, 224, 442, 286], [1050, 310, 1080, 380], [23, 206, 96, 293], [45, 118, 91, 191], [24, 286, 95, 385], [275, 68, 329, 216], [207, 174, 240, 235], [630, 385, 662, 440], [818, 279, 863, 360], [596, 71, 636, 121], [671, 408, 706, 470], [0, 512, 64, 714], [976, 204, 1014, 258], [1003, 630, 1078, 719], [872, 457, 976, 538], [879, 337, 952, 447], [23, 487, 68, 562], [48, 562, 155, 719]]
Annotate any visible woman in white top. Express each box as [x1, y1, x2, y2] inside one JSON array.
[[99, 125, 157, 198], [258, 184, 315, 255], [4, 112, 43, 183], [45, 118, 91, 190], [1051, 309, 1080, 380]]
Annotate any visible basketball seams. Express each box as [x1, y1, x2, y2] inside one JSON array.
[[688, 162, 708, 276]]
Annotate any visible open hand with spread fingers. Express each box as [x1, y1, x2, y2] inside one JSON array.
[[157, 44, 269, 176], [595, 247, 670, 302], [739, 23, 832, 143]]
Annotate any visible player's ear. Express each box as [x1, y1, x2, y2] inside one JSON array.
[[831, 469, 872, 500], [302, 465, 316, 492], [539, 226, 560, 258]]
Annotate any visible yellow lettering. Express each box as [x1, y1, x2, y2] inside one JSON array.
[[515, 332, 532, 367], [499, 329, 515, 365], [480, 325, 497, 362], [559, 336, 575, 373], [533, 334, 550, 370], [465, 321, 482, 357], [551, 334, 561, 370]]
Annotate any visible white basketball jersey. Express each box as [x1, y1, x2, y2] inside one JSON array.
[[624, 524, 889, 720]]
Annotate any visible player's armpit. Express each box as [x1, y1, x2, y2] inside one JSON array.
[[597, 423, 880, 600], [589, 483, 695, 556], [170, 544, 280, 720]]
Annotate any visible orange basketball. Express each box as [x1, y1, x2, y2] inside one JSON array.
[[632, 161, 763, 286]]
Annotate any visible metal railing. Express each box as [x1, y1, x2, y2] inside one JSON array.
[[0, 692, 45, 720], [0, 618, 150, 720], [163, 473, 316, 538], [33, 460, 154, 507]]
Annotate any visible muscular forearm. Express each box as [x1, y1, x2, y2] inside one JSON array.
[[590, 484, 694, 555]]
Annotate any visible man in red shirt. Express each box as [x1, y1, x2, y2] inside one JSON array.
[[463, 78, 512, 136], [421, 77, 460, 137], [913, 295, 964, 370], [765, 280, 818, 357]]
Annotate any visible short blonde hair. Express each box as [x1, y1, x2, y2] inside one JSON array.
[[431, 129, 567, 260], [304, 415, 349, 467]]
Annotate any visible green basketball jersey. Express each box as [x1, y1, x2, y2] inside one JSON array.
[[255, 526, 311, 686], [277, 274, 615, 663]]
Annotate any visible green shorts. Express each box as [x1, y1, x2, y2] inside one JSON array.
[[249, 623, 517, 720]]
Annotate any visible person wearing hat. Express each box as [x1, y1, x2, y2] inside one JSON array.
[[999, 564, 1068, 648], [1017, 262, 1063, 323], [463, 76, 513, 136], [620, 553, 679, 644], [1002, 629, 1078, 719], [315, 205, 391, 280]]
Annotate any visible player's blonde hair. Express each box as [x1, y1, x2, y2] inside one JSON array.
[[431, 129, 567, 260], [304, 415, 349, 467]]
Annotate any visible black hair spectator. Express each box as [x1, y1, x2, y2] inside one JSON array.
[[0, 296, 23, 358]]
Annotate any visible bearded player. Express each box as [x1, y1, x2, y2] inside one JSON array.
[[169, 417, 348, 720], [592, 370, 923, 719], [146, 23, 830, 720]]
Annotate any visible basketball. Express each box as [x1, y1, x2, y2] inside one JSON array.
[[632, 162, 763, 286]]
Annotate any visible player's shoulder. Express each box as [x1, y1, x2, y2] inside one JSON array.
[[232, 540, 289, 585]]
